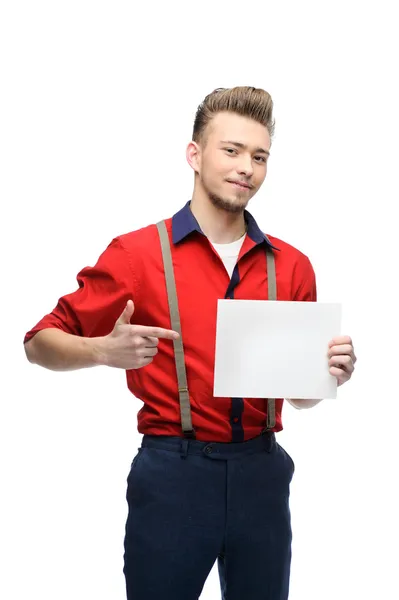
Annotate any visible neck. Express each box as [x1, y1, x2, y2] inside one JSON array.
[[190, 189, 247, 244]]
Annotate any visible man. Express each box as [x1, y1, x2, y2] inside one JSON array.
[[24, 86, 357, 600]]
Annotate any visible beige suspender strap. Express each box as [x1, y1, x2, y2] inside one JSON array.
[[265, 248, 277, 431], [156, 221, 196, 439]]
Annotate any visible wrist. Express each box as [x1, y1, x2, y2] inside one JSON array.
[[85, 336, 109, 367]]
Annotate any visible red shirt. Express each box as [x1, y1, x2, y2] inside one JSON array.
[[24, 201, 317, 442]]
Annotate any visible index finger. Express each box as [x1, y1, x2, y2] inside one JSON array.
[[135, 325, 180, 340]]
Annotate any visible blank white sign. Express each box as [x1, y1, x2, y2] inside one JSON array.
[[214, 300, 342, 399]]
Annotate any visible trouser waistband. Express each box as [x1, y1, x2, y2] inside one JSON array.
[[141, 431, 276, 460]]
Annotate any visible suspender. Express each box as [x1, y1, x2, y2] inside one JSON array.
[[156, 220, 277, 440], [157, 221, 195, 438]]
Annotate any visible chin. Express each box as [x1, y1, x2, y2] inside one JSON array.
[[209, 194, 248, 214]]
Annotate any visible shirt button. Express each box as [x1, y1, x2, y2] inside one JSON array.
[[205, 445, 213, 454], [233, 417, 239, 423]]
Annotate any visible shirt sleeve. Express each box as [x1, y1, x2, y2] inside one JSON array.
[[292, 254, 317, 302], [23, 237, 137, 344]]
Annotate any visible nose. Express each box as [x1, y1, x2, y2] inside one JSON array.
[[237, 156, 254, 178]]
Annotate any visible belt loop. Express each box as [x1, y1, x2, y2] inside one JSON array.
[[180, 438, 189, 459], [263, 431, 274, 453]]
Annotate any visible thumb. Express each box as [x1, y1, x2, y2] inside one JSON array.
[[118, 299, 135, 324]]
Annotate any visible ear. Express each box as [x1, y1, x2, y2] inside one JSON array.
[[186, 141, 201, 174]]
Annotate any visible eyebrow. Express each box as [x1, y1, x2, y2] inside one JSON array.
[[220, 140, 270, 156]]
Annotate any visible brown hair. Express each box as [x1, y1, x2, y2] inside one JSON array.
[[192, 86, 275, 146]]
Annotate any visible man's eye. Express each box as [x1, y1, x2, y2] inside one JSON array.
[[224, 148, 266, 162]]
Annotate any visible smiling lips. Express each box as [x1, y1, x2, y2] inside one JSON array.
[[228, 180, 252, 190]]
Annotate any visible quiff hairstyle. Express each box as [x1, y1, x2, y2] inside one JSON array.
[[192, 86, 275, 147]]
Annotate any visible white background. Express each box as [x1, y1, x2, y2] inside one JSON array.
[[1, 1, 398, 598]]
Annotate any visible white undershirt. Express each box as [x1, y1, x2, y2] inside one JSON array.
[[210, 233, 247, 279]]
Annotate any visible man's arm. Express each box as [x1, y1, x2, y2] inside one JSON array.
[[24, 329, 106, 371], [23, 236, 134, 368], [24, 303, 179, 372]]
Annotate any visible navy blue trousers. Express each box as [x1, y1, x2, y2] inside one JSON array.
[[123, 431, 294, 600]]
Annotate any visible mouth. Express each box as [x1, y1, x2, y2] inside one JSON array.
[[228, 180, 252, 191]]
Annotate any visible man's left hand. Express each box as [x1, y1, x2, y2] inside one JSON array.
[[328, 335, 357, 387]]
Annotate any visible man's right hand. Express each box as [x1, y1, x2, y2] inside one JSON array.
[[99, 300, 180, 370]]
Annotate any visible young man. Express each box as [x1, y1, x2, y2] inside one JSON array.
[[24, 86, 357, 600]]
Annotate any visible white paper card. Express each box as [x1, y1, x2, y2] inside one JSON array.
[[214, 300, 342, 399]]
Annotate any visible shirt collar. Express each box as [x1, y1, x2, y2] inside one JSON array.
[[172, 200, 280, 251]]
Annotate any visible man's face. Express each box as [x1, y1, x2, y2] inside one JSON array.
[[189, 111, 271, 214]]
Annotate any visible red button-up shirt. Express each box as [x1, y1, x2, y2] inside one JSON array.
[[24, 201, 317, 442]]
